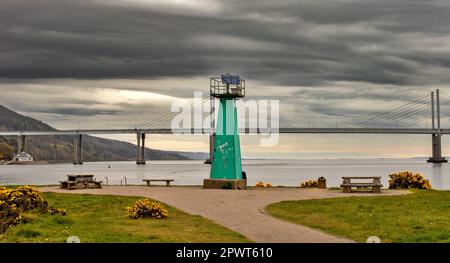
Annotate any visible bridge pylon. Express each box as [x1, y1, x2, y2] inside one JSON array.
[[427, 89, 447, 163], [17, 135, 26, 154], [136, 132, 146, 165], [73, 134, 83, 165], [428, 133, 446, 163]]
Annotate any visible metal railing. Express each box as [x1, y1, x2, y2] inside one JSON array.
[[210, 77, 245, 98]]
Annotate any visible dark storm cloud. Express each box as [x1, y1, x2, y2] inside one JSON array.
[[1, 0, 450, 87]]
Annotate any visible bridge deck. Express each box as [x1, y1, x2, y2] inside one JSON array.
[[0, 128, 447, 136]]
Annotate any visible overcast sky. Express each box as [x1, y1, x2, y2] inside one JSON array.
[[2, 0, 450, 158]]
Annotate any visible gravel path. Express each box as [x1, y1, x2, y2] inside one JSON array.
[[40, 186, 407, 243]]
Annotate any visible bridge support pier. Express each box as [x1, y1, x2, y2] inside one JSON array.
[[136, 133, 146, 165], [428, 134, 447, 163], [204, 133, 215, 164], [427, 89, 447, 163], [73, 134, 83, 165], [17, 135, 26, 154]]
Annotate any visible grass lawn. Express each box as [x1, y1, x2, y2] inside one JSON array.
[[266, 190, 450, 243], [1, 192, 250, 243]]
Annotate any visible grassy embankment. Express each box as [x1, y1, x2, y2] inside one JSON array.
[[1, 192, 250, 243], [266, 190, 450, 243]]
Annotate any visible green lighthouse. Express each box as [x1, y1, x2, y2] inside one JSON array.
[[203, 74, 247, 190]]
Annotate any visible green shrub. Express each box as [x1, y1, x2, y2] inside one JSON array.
[[388, 171, 431, 189], [0, 142, 14, 160], [127, 199, 168, 219]]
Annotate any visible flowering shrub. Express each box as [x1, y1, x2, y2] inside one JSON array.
[[127, 199, 168, 219], [255, 182, 264, 188], [388, 171, 432, 189], [255, 182, 272, 188], [10, 186, 46, 211], [0, 186, 66, 233], [46, 207, 68, 216], [0, 199, 23, 233], [300, 180, 319, 188]]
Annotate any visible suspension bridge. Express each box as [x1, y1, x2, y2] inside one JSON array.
[[1, 89, 450, 164]]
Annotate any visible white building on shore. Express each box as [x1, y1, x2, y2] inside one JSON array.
[[13, 152, 34, 163]]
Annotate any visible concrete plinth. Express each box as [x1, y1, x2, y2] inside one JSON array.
[[203, 179, 247, 190], [427, 158, 447, 163], [428, 134, 446, 163]]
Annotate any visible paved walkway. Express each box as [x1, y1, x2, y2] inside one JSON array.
[[40, 186, 407, 243]]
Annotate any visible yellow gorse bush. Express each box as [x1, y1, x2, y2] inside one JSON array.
[[8, 186, 46, 211], [47, 207, 68, 216], [300, 180, 319, 188], [127, 199, 168, 219], [0, 186, 67, 233], [388, 171, 432, 189], [255, 182, 272, 188], [0, 198, 22, 233]]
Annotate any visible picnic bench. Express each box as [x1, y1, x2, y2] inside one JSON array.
[[60, 174, 102, 190], [143, 179, 174, 187], [341, 177, 382, 193]]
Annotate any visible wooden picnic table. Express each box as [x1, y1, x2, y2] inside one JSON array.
[[60, 174, 102, 190]]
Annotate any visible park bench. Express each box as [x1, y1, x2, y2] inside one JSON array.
[[143, 179, 174, 187], [341, 177, 382, 193], [60, 174, 102, 190]]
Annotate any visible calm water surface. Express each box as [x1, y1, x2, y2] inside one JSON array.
[[0, 158, 449, 190]]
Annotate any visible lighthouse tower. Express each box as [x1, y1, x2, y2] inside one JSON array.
[[203, 74, 247, 189]]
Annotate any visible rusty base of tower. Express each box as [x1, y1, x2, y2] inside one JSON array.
[[203, 179, 246, 190]]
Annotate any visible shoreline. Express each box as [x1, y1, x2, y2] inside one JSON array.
[[2, 159, 448, 190], [0, 156, 439, 166]]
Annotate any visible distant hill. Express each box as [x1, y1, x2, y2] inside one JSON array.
[[0, 105, 199, 162], [177, 151, 209, 160]]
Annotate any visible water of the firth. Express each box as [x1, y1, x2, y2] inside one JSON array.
[[0, 158, 449, 190]]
